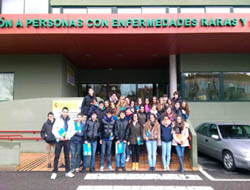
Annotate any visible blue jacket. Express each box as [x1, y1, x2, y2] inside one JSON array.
[[71, 121, 86, 143], [161, 123, 173, 143]]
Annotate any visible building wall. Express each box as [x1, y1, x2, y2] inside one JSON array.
[[0, 54, 76, 100], [180, 54, 250, 72], [51, 0, 250, 6], [76, 69, 169, 84]]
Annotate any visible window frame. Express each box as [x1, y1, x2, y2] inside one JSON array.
[[0, 72, 15, 102]]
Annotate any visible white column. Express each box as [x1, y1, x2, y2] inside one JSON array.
[[169, 54, 177, 98]]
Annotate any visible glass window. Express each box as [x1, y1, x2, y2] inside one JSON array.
[[87, 7, 112, 14], [2, 0, 24, 13], [219, 125, 250, 139], [117, 8, 141, 14], [208, 124, 219, 137], [52, 7, 61, 14], [180, 7, 205, 13], [168, 7, 178, 13], [142, 7, 166, 14], [88, 84, 107, 100], [233, 8, 250, 13], [63, 8, 87, 14], [0, 73, 14, 101], [224, 72, 250, 101], [183, 73, 220, 101], [25, 0, 48, 14], [138, 84, 153, 100], [108, 84, 136, 100], [206, 7, 231, 13], [197, 123, 210, 136]]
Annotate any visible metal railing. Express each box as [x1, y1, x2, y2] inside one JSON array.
[[0, 131, 42, 141]]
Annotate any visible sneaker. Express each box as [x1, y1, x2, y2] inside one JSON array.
[[50, 173, 57, 180], [115, 167, 119, 172], [65, 172, 75, 178], [48, 164, 52, 168], [125, 157, 130, 162], [166, 166, 170, 171], [122, 167, 126, 172], [152, 167, 155, 172], [100, 166, 104, 172], [76, 168, 80, 173], [107, 166, 113, 171]]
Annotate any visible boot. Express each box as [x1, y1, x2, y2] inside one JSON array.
[[132, 162, 136, 171], [177, 157, 184, 172], [135, 162, 139, 171]]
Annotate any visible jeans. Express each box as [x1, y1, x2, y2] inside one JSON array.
[[161, 141, 172, 169], [126, 144, 130, 160], [146, 140, 157, 168], [83, 141, 97, 169], [100, 140, 112, 168], [115, 143, 126, 168], [52, 140, 71, 173], [131, 144, 140, 162], [175, 144, 185, 158], [70, 141, 82, 169]]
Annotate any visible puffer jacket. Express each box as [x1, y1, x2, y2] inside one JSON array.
[[172, 122, 189, 147], [114, 118, 129, 141], [143, 120, 161, 146], [129, 121, 144, 145], [40, 119, 56, 144], [101, 116, 115, 139], [84, 119, 101, 142]]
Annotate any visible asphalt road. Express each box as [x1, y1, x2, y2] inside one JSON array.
[[1, 153, 250, 190]]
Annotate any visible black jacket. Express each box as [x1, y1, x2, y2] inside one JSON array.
[[114, 118, 129, 141], [101, 116, 115, 139], [96, 108, 106, 122], [137, 112, 147, 126], [40, 119, 56, 144], [81, 94, 95, 115], [84, 119, 101, 142]]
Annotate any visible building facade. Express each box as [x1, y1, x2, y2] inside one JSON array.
[[1, 0, 250, 144]]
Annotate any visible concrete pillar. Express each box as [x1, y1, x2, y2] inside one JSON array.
[[169, 55, 177, 98]]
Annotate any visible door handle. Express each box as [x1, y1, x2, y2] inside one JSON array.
[[205, 139, 208, 142]]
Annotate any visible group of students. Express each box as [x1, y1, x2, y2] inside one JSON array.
[[40, 88, 190, 180]]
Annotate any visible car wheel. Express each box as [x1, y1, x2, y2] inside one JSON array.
[[223, 151, 236, 171]]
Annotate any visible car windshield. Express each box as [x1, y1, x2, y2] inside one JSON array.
[[218, 125, 250, 139]]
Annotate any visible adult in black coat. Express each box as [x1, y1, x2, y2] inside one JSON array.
[[81, 88, 95, 115]]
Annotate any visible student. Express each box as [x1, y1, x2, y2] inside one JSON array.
[[146, 104, 161, 122], [181, 101, 190, 121], [157, 97, 167, 118], [125, 107, 133, 162], [152, 96, 158, 106], [162, 94, 168, 106], [164, 106, 176, 122], [167, 98, 173, 108], [70, 113, 85, 173], [172, 91, 182, 104], [161, 116, 173, 171], [40, 112, 57, 168], [143, 114, 161, 172], [114, 111, 130, 172], [173, 102, 183, 120], [137, 105, 147, 126], [116, 96, 127, 115], [88, 98, 99, 118], [96, 101, 106, 122], [110, 101, 117, 117], [172, 115, 189, 172], [130, 100, 136, 113], [100, 109, 115, 171], [144, 98, 151, 113], [104, 100, 110, 109], [109, 93, 118, 105], [83, 112, 101, 172], [129, 113, 143, 171], [51, 107, 75, 180], [136, 97, 143, 112], [125, 97, 130, 106], [81, 88, 95, 115]]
